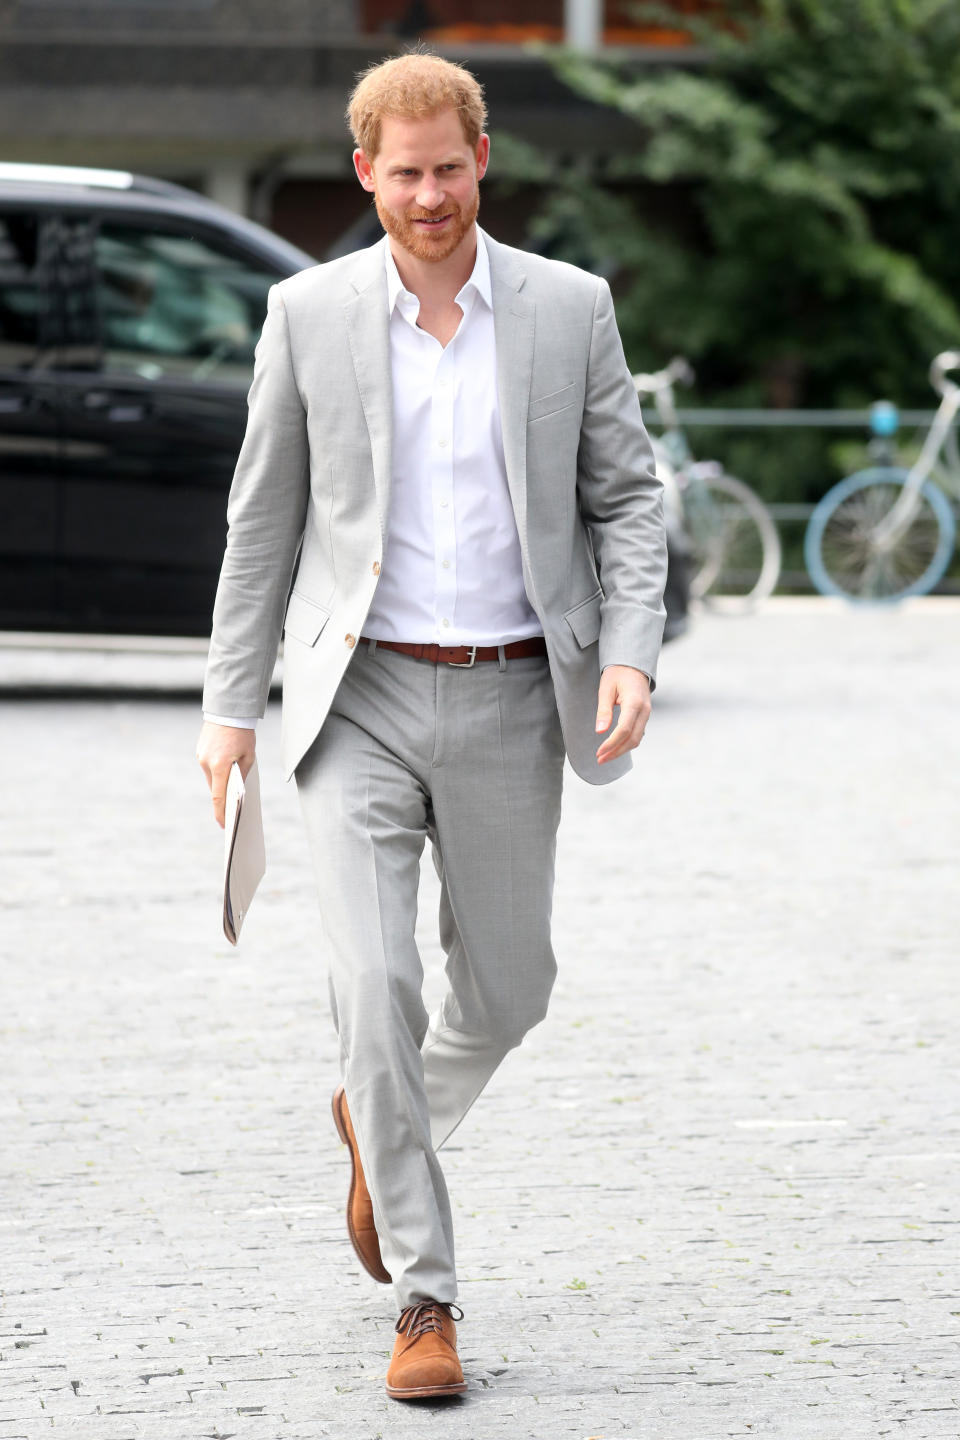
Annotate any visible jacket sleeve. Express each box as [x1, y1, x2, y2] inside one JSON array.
[[576, 277, 668, 685], [202, 284, 310, 718]]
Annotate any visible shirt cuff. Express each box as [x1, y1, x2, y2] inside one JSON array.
[[203, 713, 258, 729]]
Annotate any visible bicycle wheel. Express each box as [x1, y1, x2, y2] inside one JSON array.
[[804, 466, 956, 602], [684, 467, 783, 611]]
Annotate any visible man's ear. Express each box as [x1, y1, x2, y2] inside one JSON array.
[[353, 148, 376, 194], [476, 134, 490, 183]]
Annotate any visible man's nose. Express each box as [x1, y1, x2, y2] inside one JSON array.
[[416, 179, 445, 210]]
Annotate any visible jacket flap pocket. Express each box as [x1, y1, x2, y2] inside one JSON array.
[[563, 588, 603, 648], [528, 382, 577, 422], [283, 591, 331, 647]]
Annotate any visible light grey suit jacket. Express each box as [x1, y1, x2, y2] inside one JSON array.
[[203, 230, 668, 784]]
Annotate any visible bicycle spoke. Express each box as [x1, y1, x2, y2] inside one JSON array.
[[814, 476, 950, 600], [687, 471, 781, 609]]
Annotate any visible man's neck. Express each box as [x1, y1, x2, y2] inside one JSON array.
[[389, 225, 478, 307]]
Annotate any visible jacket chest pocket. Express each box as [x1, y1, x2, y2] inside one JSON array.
[[528, 382, 578, 423]]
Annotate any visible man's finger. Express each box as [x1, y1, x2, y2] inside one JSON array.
[[595, 670, 619, 734], [597, 705, 648, 762], [597, 717, 630, 761], [211, 787, 228, 829], [602, 704, 641, 739], [197, 721, 256, 829], [595, 697, 615, 733]]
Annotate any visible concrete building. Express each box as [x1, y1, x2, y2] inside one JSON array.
[[0, 0, 701, 255]]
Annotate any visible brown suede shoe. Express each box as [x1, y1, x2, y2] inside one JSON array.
[[331, 1085, 391, 1284], [386, 1300, 467, 1400]]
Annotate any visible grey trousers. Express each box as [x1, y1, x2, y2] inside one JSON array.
[[295, 642, 566, 1312]]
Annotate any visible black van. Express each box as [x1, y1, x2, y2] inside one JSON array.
[[0, 163, 314, 636], [0, 163, 688, 640]]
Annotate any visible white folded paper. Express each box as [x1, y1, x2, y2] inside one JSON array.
[[222, 758, 266, 945]]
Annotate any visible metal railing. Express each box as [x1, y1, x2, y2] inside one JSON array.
[[653, 408, 959, 594], [669, 408, 948, 428]]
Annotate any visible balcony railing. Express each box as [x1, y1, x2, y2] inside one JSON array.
[[360, 0, 715, 48]]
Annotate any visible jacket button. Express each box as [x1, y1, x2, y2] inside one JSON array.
[[372, 561, 381, 575], [345, 633, 356, 648]]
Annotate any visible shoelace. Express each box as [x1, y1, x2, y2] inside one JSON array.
[[395, 1299, 464, 1339]]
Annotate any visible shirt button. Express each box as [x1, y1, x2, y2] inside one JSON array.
[[442, 619, 450, 628], [440, 500, 449, 509], [437, 437, 448, 448], [372, 561, 381, 575], [442, 560, 450, 569], [344, 634, 356, 648]]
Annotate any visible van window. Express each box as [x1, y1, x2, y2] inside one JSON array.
[[0, 212, 43, 370], [92, 223, 278, 386]]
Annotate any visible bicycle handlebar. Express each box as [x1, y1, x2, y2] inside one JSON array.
[[929, 350, 960, 397], [633, 355, 695, 397]]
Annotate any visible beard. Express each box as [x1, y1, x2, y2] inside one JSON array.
[[375, 186, 480, 264]]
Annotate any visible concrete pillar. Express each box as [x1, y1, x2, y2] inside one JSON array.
[[564, 0, 603, 51], [205, 160, 250, 217]]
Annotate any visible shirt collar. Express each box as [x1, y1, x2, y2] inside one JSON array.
[[384, 228, 492, 316]]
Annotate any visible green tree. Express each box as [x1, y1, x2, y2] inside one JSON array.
[[504, 0, 960, 511]]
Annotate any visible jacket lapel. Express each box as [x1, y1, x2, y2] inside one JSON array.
[[343, 238, 393, 542], [342, 232, 534, 547], [486, 231, 534, 540]]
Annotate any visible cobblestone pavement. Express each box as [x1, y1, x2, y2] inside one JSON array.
[[2, 600, 958, 1440]]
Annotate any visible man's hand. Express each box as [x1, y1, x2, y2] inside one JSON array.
[[196, 722, 257, 829], [595, 665, 652, 765]]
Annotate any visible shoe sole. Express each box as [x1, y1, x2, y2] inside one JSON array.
[[331, 1086, 392, 1285], [386, 1381, 468, 1399]]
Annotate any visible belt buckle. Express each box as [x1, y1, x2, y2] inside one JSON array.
[[448, 645, 477, 669]]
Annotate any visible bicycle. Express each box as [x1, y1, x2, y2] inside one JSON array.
[[804, 351, 960, 602], [634, 357, 782, 611]]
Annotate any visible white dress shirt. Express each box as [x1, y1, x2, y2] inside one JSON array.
[[206, 231, 540, 729], [363, 231, 540, 646]]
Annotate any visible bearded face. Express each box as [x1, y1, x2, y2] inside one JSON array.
[[354, 109, 489, 268], [373, 185, 480, 265]]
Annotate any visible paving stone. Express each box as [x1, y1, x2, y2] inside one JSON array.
[[1, 599, 958, 1437]]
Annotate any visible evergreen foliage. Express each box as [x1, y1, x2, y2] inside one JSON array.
[[502, 0, 960, 512]]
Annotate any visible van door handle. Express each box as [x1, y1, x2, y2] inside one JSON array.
[[0, 392, 55, 415], [82, 390, 153, 422]]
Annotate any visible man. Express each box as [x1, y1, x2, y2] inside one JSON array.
[[197, 52, 667, 1401]]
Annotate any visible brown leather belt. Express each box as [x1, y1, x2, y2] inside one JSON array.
[[361, 636, 547, 667]]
